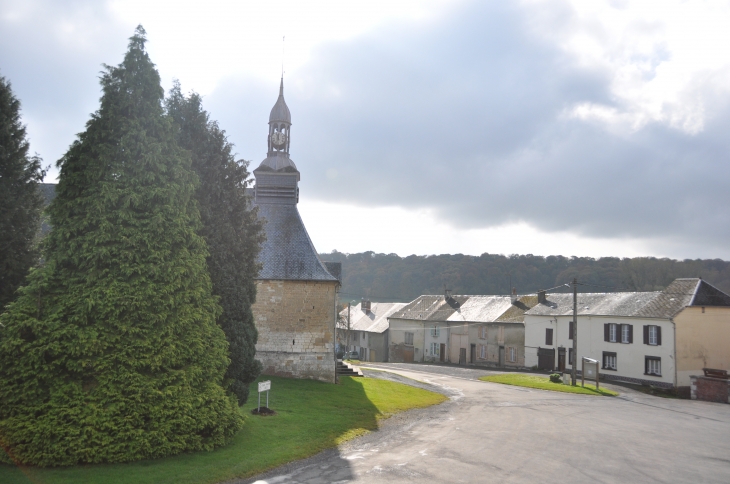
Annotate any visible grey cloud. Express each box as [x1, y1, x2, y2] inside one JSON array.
[[0, 0, 131, 178], [208, 1, 730, 256]]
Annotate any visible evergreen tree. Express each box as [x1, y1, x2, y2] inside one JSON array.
[[0, 26, 242, 466], [0, 75, 46, 310], [166, 84, 263, 405]]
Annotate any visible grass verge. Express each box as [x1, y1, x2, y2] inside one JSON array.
[[480, 373, 618, 396], [0, 376, 446, 484]]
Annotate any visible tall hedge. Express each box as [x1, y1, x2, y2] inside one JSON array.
[[0, 26, 243, 466], [166, 84, 263, 405], [0, 75, 46, 310]]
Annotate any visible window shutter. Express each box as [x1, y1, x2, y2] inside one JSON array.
[[643, 325, 649, 345], [628, 324, 633, 344], [657, 326, 662, 346], [569, 321, 574, 340], [604, 323, 609, 342]]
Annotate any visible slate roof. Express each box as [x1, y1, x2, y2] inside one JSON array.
[[254, 203, 337, 282], [390, 294, 538, 324], [254, 152, 299, 173], [526, 278, 730, 319], [269, 78, 291, 124], [338, 302, 408, 334]]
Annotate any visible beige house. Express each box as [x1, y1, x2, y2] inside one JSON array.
[[250, 80, 340, 383], [524, 278, 730, 393], [388, 293, 537, 367]]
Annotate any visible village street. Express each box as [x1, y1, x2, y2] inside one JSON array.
[[240, 363, 730, 484]]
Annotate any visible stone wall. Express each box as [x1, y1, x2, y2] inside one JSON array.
[[252, 279, 338, 383]]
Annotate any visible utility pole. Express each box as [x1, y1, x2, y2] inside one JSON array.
[[571, 278, 578, 386], [346, 302, 351, 358]]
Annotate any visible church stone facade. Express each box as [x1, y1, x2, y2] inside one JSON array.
[[251, 79, 340, 383]]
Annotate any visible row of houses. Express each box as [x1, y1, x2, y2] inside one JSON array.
[[337, 278, 730, 395]]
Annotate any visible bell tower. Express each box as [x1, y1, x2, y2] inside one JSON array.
[[253, 77, 299, 204]]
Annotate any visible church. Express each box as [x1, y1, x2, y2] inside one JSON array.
[[250, 79, 341, 383]]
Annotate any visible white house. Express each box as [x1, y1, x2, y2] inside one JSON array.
[[337, 300, 406, 362], [524, 278, 730, 392]]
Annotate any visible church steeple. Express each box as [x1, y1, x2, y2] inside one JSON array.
[[254, 78, 299, 205], [268, 77, 291, 155]]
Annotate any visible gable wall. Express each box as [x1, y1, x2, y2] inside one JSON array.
[[675, 306, 730, 388]]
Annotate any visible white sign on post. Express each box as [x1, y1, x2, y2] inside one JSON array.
[[257, 380, 271, 412]]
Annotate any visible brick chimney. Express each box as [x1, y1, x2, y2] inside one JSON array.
[[538, 290, 546, 304], [361, 298, 371, 313]]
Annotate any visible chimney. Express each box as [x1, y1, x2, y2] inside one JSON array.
[[511, 287, 518, 303], [537, 290, 546, 304], [361, 298, 371, 313]]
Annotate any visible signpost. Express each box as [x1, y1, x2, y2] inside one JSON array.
[[581, 357, 599, 389], [258, 380, 271, 412]]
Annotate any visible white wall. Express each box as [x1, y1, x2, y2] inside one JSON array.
[[525, 314, 675, 387]]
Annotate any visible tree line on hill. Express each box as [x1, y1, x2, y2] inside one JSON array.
[[0, 26, 262, 465], [320, 251, 730, 302]]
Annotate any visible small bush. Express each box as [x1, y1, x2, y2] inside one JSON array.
[[550, 373, 562, 383], [531, 365, 539, 371]]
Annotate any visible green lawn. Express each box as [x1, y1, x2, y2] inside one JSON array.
[[479, 373, 618, 396], [0, 376, 446, 484]]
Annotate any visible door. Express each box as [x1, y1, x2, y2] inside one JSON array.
[[459, 348, 466, 365], [537, 348, 555, 371], [370, 349, 376, 362], [470, 344, 476, 364], [558, 348, 566, 372], [499, 346, 505, 367], [440, 343, 445, 362], [404, 347, 414, 363]]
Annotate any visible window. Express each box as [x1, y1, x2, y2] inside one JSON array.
[[603, 351, 617, 370], [507, 347, 516, 362], [545, 328, 553, 345], [568, 348, 574, 365], [621, 324, 633, 344], [604, 323, 619, 343], [362, 332, 365, 341], [569, 321, 574, 340], [479, 344, 486, 359], [645, 357, 661, 376], [479, 326, 487, 340], [431, 326, 440, 338], [643, 325, 662, 346], [405, 332, 414, 345], [430, 342, 440, 356]]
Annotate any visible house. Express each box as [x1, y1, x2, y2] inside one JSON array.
[[523, 278, 730, 394], [250, 79, 341, 383], [388, 293, 537, 367], [337, 300, 407, 362]]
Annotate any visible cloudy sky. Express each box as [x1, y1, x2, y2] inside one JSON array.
[[2, 0, 730, 260]]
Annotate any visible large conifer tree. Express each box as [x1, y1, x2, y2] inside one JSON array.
[[0, 75, 46, 310], [166, 85, 263, 405], [0, 26, 242, 466]]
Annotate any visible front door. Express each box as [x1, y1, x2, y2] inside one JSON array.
[[459, 348, 466, 365], [499, 346, 505, 367], [558, 348, 566, 372], [370, 349, 376, 362], [538, 348, 555, 371], [440, 344, 445, 362], [404, 347, 414, 363]]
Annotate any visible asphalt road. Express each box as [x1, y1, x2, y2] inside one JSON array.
[[238, 363, 730, 484]]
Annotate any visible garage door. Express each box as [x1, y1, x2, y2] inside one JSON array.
[[537, 348, 555, 371]]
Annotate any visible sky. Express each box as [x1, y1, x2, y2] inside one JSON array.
[[2, 0, 730, 260]]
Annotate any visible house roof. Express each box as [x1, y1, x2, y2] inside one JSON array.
[[254, 203, 338, 282], [526, 278, 730, 319], [390, 294, 538, 324], [338, 302, 408, 333]]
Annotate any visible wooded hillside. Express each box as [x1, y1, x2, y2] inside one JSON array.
[[319, 251, 730, 302]]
